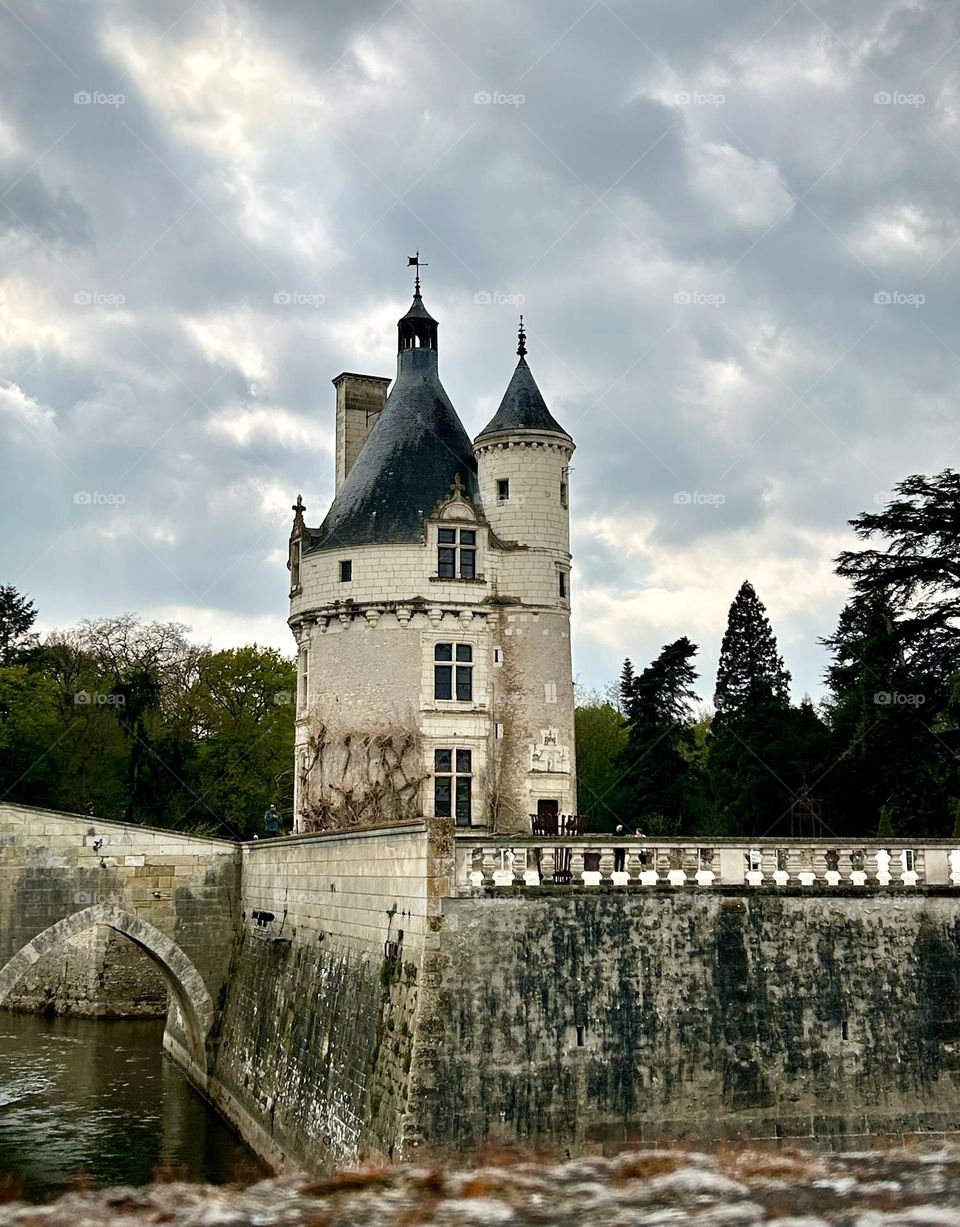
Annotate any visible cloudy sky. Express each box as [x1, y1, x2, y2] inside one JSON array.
[[1, 0, 958, 703]]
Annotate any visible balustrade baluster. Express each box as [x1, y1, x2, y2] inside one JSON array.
[[745, 848, 764, 886], [540, 846, 556, 884], [667, 848, 686, 887]]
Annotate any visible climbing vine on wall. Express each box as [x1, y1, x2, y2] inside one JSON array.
[[299, 721, 428, 832], [487, 613, 527, 835]]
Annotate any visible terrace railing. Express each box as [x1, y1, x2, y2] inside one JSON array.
[[453, 837, 960, 893]]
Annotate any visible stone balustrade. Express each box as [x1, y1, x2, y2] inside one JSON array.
[[453, 836, 960, 892]]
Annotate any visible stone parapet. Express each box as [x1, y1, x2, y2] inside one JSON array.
[[453, 835, 960, 891]]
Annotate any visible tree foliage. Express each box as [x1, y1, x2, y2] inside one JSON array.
[[616, 638, 701, 832], [0, 600, 295, 838], [708, 582, 801, 835]]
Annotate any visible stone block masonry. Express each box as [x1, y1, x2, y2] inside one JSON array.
[[418, 890, 960, 1149], [205, 823, 440, 1171], [4, 925, 167, 1017], [11, 804, 960, 1171]]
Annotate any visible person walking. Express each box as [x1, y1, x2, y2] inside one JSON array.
[[263, 803, 280, 838]]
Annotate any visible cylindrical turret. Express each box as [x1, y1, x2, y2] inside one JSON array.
[[473, 320, 574, 608]]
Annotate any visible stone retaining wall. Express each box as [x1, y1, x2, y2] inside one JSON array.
[[206, 823, 444, 1172]]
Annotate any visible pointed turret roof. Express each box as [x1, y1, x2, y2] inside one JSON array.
[[475, 357, 571, 442], [476, 317, 571, 442], [310, 292, 480, 551]]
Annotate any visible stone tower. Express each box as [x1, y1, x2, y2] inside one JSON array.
[[287, 276, 576, 834]]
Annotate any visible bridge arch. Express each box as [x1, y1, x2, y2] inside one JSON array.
[[0, 903, 215, 1073]]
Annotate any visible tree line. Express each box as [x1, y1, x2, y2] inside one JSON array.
[[0, 593, 295, 839], [576, 470, 960, 840], [5, 468, 960, 841]]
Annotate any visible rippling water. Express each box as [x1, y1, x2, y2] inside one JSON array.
[[0, 1012, 263, 1201]]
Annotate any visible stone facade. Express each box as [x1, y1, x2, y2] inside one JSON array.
[[419, 889, 960, 1149], [288, 288, 577, 835]]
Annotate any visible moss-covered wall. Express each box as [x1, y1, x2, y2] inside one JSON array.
[[415, 890, 960, 1149], [207, 825, 432, 1171]]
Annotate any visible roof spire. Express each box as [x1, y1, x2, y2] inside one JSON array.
[[517, 314, 527, 359], [407, 249, 428, 297]]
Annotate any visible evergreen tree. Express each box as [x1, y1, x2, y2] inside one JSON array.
[[616, 637, 700, 832], [708, 581, 793, 834], [836, 470, 960, 679], [0, 586, 38, 665], [618, 659, 635, 715], [821, 591, 953, 837]]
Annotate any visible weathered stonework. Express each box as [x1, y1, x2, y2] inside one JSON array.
[[287, 288, 577, 835], [206, 826, 431, 1170], [3, 924, 167, 1017], [415, 889, 960, 1149], [0, 803, 240, 1074], [14, 804, 960, 1173]]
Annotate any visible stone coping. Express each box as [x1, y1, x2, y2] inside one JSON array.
[[453, 832, 960, 847], [0, 801, 238, 848], [242, 821, 428, 852], [456, 882, 960, 898]]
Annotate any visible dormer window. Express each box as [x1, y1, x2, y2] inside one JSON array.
[[497, 478, 510, 501], [289, 540, 301, 589], [437, 528, 476, 579]]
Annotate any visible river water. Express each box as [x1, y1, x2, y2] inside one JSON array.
[[0, 1012, 263, 1201]]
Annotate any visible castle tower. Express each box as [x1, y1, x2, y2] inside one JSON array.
[[288, 276, 576, 834], [473, 318, 577, 828]]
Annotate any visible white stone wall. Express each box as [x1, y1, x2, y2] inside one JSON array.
[[241, 826, 430, 955], [293, 610, 499, 830], [476, 435, 573, 557], [291, 421, 578, 832]]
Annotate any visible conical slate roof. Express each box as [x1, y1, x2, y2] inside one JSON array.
[[475, 356, 570, 441], [399, 293, 437, 323], [310, 348, 480, 551]]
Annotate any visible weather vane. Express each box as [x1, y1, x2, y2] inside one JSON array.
[[407, 249, 428, 296]]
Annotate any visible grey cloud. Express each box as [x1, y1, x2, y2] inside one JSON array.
[[1, 0, 959, 699]]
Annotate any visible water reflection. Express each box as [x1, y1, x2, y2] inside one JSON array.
[[0, 1013, 263, 1201]]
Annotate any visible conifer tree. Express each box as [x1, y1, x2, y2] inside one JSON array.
[[616, 638, 700, 831], [822, 591, 951, 837], [618, 658, 635, 715], [708, 581, 793, 834]]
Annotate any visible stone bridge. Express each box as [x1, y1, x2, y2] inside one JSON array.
[[0, 803, 240, 1082]]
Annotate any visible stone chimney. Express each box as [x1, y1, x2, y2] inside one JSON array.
[[332, 373, 391, 491]]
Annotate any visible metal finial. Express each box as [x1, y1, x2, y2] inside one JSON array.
[[407, 249, 428, 297], [517, 314, 527, 358]]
